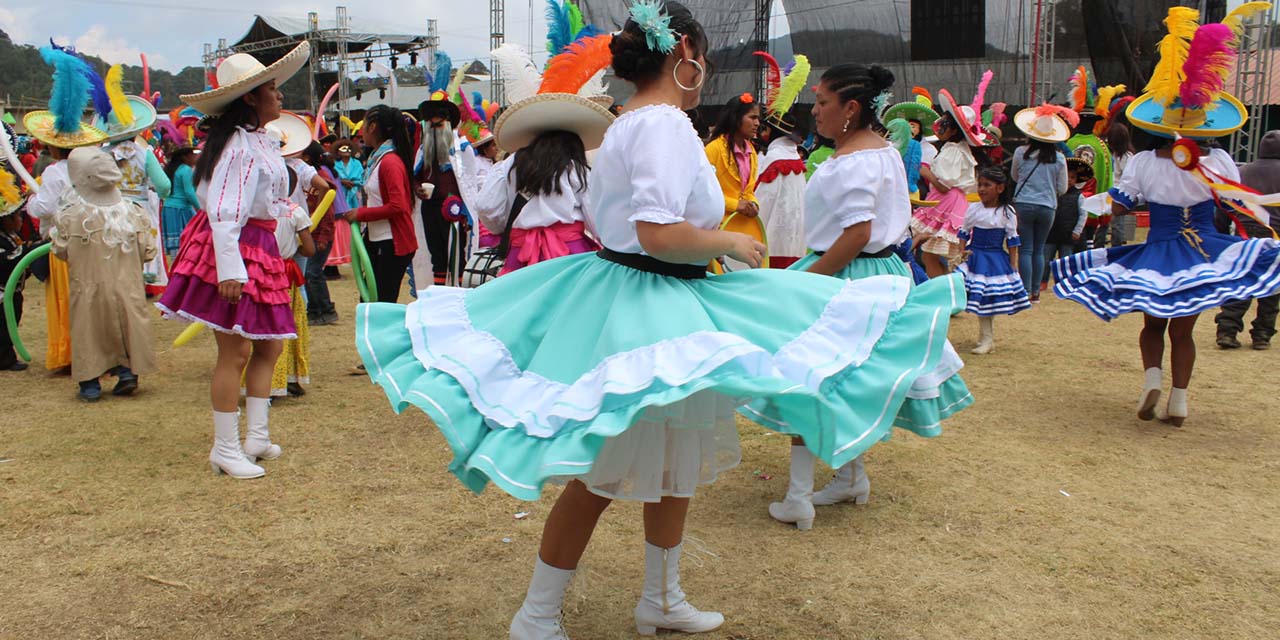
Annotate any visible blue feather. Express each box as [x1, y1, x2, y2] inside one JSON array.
[[572, 24, 601, 43], [85, 65, 112, 121], [40, 47, 93, 135], [471, 91, 486, 122], [430, 52, 452, 93], [546, 0, 572, 55]]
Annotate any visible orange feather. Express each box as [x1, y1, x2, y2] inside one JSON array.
[[538, 34, 614, 95]]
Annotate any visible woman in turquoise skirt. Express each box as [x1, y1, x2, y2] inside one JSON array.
[[357, 3, 968, 637], [759, 64, 974, 531]]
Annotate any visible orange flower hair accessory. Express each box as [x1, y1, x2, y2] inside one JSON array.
[[739, 93, 755, 104]]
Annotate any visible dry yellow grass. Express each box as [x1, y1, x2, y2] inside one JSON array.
[[2, 270, 1279, 639]]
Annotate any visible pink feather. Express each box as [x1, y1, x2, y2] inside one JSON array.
[[990, 102, 1007, 127], [457, 91, 481, 123], [1180, 23, 1236, 109], [970, 69, 993, 117]]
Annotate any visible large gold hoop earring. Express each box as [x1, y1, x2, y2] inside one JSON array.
[[674, 59, 705, 92]]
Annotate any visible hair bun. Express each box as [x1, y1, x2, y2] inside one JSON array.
[[869, 65, 895, 93]]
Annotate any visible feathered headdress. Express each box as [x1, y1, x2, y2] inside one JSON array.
[[105, 64, 135, 127], [969, 69, 993, 120], [491, 43, 543, 104], [1180, 23, 1236, 110], [912, 86, 933, 108], [754, 51, 782, 103], [1092, 84, 1128, 135], [539, 34, 613, 95], [546, 0, 574, 56], [885, 118, 912, 156], [1069, 66, 1091, 112], [39, 46, 94, 135], [429, 52, 453, 93], [1145, 6, 1200, 106], [770, 54, 810, 121], [1035, 103, 1080, 128]]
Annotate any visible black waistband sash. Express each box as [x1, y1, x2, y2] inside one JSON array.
[[597, 248, 708, 279]]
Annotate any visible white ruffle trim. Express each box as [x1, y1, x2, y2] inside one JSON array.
[[1073, 240, 1280, 293], [404, 275, 913, 438], [155, 304, 298, 341]]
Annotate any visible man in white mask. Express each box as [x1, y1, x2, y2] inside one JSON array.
[[414, 93, 462, 286]]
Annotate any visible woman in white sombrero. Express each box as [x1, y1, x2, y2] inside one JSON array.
[[473, 37, 613, 275], [1010, 104, 1073, 301], [1051, 6, 1280, 426], [156, 41, 311, 479]]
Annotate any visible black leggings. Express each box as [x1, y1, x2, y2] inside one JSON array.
[[365, 238, 412, 303]]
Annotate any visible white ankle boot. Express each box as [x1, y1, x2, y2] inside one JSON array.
[[1137, 367, 1162, 421], [971, 316, 995, 354], [1165, 387, 1188, 427], [243, 397, 281, 462], [812, 455, 870, 506], [634, 542, 723, 636], [210, 410, 265, 479], [768, 445, 816, 530], [510, 557, 574, 640]]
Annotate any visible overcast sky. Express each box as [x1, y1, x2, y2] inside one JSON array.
[[0, 0, 556, 72]]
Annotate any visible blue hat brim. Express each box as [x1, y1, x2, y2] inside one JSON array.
[[1127, 92, 1246, 139], [95, 96, 159, 143]]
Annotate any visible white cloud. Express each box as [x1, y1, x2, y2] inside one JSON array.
[[64, 25, 171, 69], [0, 8, 31, 43]]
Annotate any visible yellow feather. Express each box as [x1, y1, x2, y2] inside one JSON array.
[[446, 68, 466, 100], [1094, 84, 1126, 117], [0, 166, 19, 207], [772, 55, 811, 118], [1145, 7, 1200, 105], [1222, 2, 1272, 40], [105, 64, 135, 127]]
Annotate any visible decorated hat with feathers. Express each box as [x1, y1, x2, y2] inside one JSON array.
[[883, 86, 940, 129], [939, 70, 998, 147], [1126, 3, 1270, 139], [23, 44, 108, 149], [754, 51, 811, 134]]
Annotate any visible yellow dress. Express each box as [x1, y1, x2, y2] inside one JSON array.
[[705, 135, 767, 271], [44, 255, 72, 371]]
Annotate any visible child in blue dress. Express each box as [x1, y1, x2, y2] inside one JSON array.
[[958, 167, 1030, 354]]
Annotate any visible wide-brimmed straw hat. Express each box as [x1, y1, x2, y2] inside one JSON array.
[[1013, 106, 1074, 143], [493, 93, 614, 153], [264, 111, 313, 157], [94, 95, 159, 144], [181, 41, 310, 116]]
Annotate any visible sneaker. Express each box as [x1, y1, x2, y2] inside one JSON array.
[[1217, 333, 1242, 349], [78, 380, 102, 402]]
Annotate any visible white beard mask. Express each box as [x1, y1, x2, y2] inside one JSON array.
[[423, 124, 455, 169]]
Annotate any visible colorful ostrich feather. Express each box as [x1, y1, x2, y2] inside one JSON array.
[[491, 43, 542, 104], [885, 118, 912, 156], [105, 64, 135, 127], [1035, 103, 1081, 128], [970, 69, 993, 118], [988, 102, 1007, 128], [429, 53, 453, 93], [0, 165, 20, 207], [1145, 6, 1201, 106], [771, 54, 810, 119], [1069, 66, 1089, 112], [912, 86, 933, 107], [472, 91, 487, 123], [1180, 23, 1236, 110], [546, 0, 573, 56], [40, 47, 93, 135], [84, 64, 111, 121], [1222, 2, 1272, 40], [538, 34, 614, 95], [446, 67, 467, 100], [1094, 84, 1126, 117], [754, 51, 782, 102], [566, 1, 587, 41]]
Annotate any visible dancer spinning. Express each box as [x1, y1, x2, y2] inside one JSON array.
[[156, 42, 311, 478], [1052, 6, 1280, 426], [911, 73, 994, 278], [957, 167, 1030, 354], [766, 64, 973, 530], [355, 3, 967, 637]]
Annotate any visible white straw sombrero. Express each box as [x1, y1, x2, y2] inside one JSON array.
[[181, 41, 311, 116]]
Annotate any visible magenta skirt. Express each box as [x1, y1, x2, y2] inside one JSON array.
[[499, 221, 600, 275], [156, 214, 297, 340]]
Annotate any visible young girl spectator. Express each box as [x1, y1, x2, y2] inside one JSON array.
[[957, 167, 1030, 354]]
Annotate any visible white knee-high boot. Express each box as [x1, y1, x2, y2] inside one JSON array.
[[243, 396, 281, 462], [510, 557, 574, 640], [634, 542, 724, 636], [811, 455, 870, 506], [971, 316, 995, 354], [209, 410, 264, 479], [768, 445, 816, 530]]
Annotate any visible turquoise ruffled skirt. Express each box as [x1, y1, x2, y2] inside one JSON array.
[[356, 252, 970, 501]]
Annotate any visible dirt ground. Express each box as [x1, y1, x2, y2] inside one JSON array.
[[2, 268, 1278, 640]]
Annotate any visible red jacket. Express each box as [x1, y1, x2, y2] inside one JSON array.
[[355, 153, 418, 256]]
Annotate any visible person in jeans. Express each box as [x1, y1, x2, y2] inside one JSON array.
[[299, 141, 344, 325], [1041, 158, 1090, 290], [1215, 130, 1280, 350], [1011, 105, 1071, 301], [342, 105, 417, 303]]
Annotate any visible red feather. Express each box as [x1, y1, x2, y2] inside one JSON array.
[[754, 51, 782, 100], [539, 34, 613, 95], [1180, 23, 1236, 109], [912, 86, 932, 103]]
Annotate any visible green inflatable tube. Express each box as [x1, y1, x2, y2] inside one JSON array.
[[3, 242, 51, 363], [348, 220, 378, 302]]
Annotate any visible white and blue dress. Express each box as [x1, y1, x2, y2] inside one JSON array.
[[355, 105, 970, 502], [957, 202, 1032, 316], [1052, 148, 1280, 320]]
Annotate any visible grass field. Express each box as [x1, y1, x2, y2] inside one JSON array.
[[2, 269, 1278, 639]]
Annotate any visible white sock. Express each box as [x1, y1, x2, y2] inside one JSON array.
[[1144, 367, 1162, 389]]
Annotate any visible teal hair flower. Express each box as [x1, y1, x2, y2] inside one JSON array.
[[872, 90, 893, 120], [629, 0, 677, 54]]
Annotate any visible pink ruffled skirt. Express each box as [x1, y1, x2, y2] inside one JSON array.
[[155, 214, 297, 340], [911, 188, 969, 253]]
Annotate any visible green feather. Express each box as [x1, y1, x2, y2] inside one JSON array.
[[567, 1, 586, 39]]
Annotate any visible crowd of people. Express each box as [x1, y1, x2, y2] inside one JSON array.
[[2, 1, 1279, 638]]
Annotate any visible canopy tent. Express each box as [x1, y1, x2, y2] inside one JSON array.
[[231, 14, 434, 58]]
